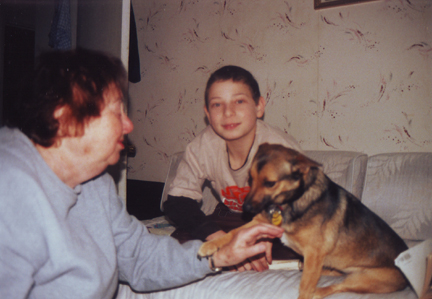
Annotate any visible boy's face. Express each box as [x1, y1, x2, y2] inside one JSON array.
[[204, 79, 265, 144]]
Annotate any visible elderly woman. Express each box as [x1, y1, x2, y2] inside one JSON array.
[[0, 48, 283, 299]]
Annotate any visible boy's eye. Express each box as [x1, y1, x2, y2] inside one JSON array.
[[236, 99, 245, 104], [211, 103, 221, 108]]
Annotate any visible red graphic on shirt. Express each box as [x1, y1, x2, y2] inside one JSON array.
[[221, 186, 250, 212]]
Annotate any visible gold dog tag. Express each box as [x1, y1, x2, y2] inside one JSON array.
[[271, 207, 283, 226]]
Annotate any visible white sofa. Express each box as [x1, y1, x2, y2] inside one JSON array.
[[117, 150, 432, 299]]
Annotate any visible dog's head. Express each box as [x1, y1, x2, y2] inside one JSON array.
[[243, 143, 321, 215]]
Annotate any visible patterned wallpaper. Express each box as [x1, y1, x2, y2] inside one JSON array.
[[127, 0, 432, 182]]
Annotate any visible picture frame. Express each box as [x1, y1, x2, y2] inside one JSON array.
[[314, 0, 378, 10]]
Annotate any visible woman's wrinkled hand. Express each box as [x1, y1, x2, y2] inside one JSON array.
[[211, 224, 283, 272]]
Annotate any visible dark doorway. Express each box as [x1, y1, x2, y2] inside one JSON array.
[[2, 25, 35, 126]]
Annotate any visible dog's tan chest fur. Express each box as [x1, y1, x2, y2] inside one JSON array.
[[280, 233, 299, 253]]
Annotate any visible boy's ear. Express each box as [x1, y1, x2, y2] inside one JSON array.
[[204, 105, 210, 120], [256, 96, 265, 118]]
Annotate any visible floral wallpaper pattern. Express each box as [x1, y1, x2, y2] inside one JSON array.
[[127, 0, 431, 182]]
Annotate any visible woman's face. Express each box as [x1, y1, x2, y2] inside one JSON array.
[[67, 86, 134, 172]]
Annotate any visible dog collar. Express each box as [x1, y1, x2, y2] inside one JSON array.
[[268, 205, 283, 226]]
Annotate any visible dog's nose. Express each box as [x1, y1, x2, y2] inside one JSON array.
[[242, 202, 254, 213]]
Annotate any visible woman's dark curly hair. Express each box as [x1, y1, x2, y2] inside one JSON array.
[[8, 48, 127, 147]]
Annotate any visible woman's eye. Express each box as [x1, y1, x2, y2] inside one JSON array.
[[115, 102, 123, 114]]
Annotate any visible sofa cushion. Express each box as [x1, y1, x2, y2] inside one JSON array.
[[304, 151, 368, 200], [160, 151, 226, 215], [361, 153, 432, 242]]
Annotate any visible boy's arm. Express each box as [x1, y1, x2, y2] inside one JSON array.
[[163, 195, 222, 240]]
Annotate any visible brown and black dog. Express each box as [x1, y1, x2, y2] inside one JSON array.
[[198, 143, 408, 299]]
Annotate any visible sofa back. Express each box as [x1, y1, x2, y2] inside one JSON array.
[[160, 150, 369, 215], [304, 151, 368, 200], [160, 150, 432, 246], [361, 152, 432, 246]]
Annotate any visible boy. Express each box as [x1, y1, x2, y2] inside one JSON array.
[[163, 66, 301, 270]]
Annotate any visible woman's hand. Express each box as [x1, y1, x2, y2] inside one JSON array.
[[206, 230, 272, 272], [231, 240, 273, 272], [210, 224, 283, 272]]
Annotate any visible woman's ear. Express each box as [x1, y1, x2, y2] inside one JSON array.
[[256, 96, 266, 118], [54, 105, 77, 138], [54, 106, 66, 120], [49, 106, 68, 146], [54, 106, 67, 136]]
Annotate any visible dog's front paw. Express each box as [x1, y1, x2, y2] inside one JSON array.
[[198, 241, 219, 258], [298, 289, 315, 299], [298, 293, 314, 299]]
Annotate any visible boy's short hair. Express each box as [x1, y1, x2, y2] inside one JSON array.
[[204, 65, 261, 108]]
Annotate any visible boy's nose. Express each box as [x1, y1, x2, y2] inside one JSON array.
[[224, 103, 235, 117]]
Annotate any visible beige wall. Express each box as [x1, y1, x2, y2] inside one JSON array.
[[127, 0, 432, 182]]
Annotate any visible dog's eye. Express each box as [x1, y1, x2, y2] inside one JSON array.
[[291, 171, 301, 181], [263, 181, 276, 188]]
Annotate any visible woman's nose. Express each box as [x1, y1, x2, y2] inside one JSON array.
[[123, 114, 134, 134]]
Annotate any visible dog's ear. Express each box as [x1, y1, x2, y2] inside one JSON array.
[[292, 153, 322, 175]]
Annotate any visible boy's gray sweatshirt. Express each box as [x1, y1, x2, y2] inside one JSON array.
[[0, 127, 211, 299]]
